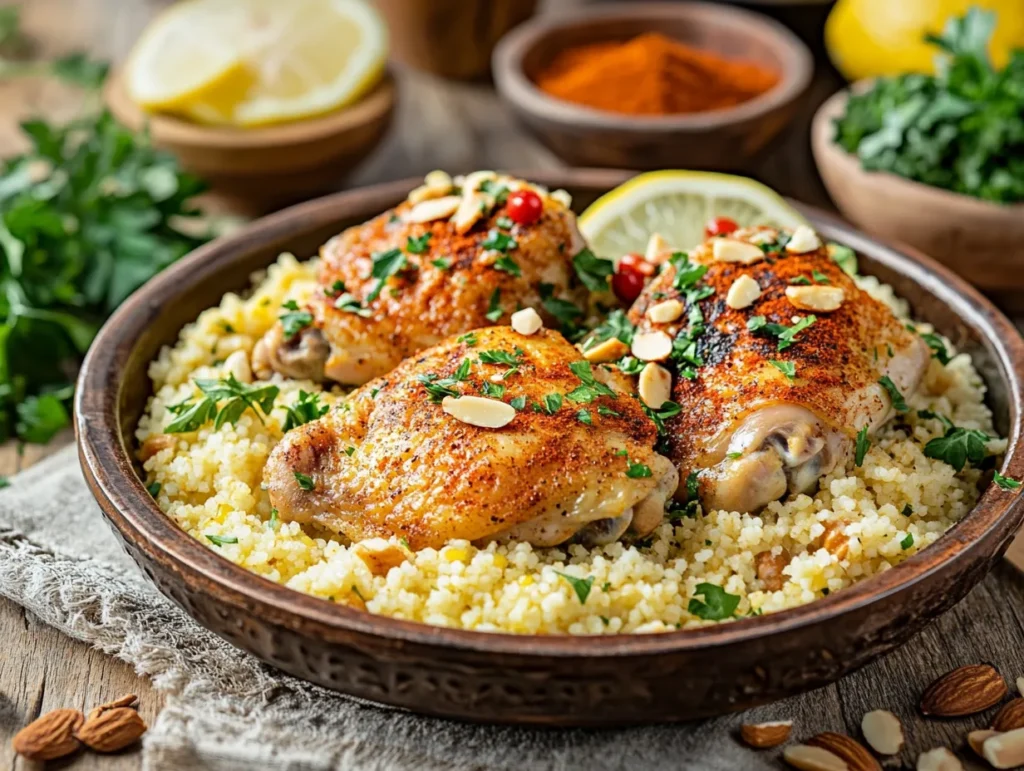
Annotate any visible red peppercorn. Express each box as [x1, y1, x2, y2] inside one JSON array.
[[704, 216, 739, 238], [612, 253, 654, 304], [506, 189, 543, 226]]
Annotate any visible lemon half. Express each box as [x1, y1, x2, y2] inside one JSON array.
[[579, 171, 807, 259]]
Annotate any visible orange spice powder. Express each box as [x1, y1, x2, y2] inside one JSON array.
[[534, 32, 779, 116]]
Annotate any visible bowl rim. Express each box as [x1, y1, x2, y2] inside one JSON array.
[[103, 68, 397, 150], [76, 170, 1024, 659], [492, 1, 814, 131], [812, 84, 1024, 214]]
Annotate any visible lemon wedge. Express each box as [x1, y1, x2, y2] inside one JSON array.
[[126, 0, 388, 127], [579, 171, 808, 259]]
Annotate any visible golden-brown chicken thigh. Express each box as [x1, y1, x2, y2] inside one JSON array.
[[264, 326, 678, 550], [618, 225, 930, 513], [253, 171, 587, 386]]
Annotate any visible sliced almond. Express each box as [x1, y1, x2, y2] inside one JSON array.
[[713, 238, 764, 265], [993, 698, 1024, 731], [550, 188, 572, 208], [983, 726, 1024, 768], [510, 307, 543, 336], [646, 299, 684, 324], [452, 191, 492, 234], [968, 729, 999, 757], [785, 285, 845, 313], [920, 664, 1007, 717], [916, 747, 963, 771], [786, 225, 822, 254], [782, 744, 849, 771], [739, 720, 792, 748], [407, 170, 454, 204], [462, 170, 497, 192], [808, 731, 881, 771], [645, 233, 672, 265], [726, 274, 761, 310], [583, 337, 629, 364], [224, 350, 252, 383], [638, 362, 672, 409], [441, 395, 515, 428], [407, 195, 461, 224], [631, 330, 673, 362], [860, 709, 904, 755], [353, 538, 413, 577]]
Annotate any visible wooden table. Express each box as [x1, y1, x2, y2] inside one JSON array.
[[1, 2, 1022, 769]]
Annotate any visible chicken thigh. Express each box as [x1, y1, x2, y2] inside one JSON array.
[[264, 326, 678, 550], [617, 225, 930, 513], [253, 171, 587, 386]]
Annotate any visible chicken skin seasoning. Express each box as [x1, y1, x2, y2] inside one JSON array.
[[625, 226, 929, 514]]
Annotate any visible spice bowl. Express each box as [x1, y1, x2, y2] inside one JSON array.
[[492, 2, 813, 171]]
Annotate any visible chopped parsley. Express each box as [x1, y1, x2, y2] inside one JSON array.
[[279, 390, 329, 431], [206, 534, 238, 546], [493, 254, 521, 277], [457, 332, 478, 346], [509, 396, 527, 411], [829, 243, 858, 276], [482, 228, 517, 253], [293, 472, 315, 491], [480, 381, 506, 398], [572, 248, 614, 292], [668, 470, 701, 521], [405, 233, 431, 254], [921, 332, 951, 365], [924, 426, 990, 471], [597, 405, 621, 418], [789, 276, 812, 286], [479, 349, 523, 366], [146, 481, 161, 497], [566, 360, 616, 403], [616, 356, 645, 375], [726, 452, 743, 460], [747, 314, 817, 351], [576, 409, 592, 425], [268, 508, 279, 530], [485, 288, 503, 322], [587, 309, 634, 347], [854, 425, 871, 467], [479, 179, 510, 203], [324, 279, 345, 297], [541, 393, 563, 414], [416, 370, 464, 402], [344, 446, 356, 457], [165, 375, 279, 433], [878, 375, 909, 413], [917, 409, 955, 431], [279, 300, 313, 341], [642, 400, 682, 434], [334, 293, 372, 317], [812, 270, 831, 284], [366, 248, 407, 303], [688, 582, 739, 620], [670, 252, 708, 292], [431, 257, 451, 271], [554, 571, 595, 604], [496, 215, 514, 230], [769, 360, 797, 380], [626, 459, 652, 478], [538, 282, 583, 335], [900, 533, 914, 550], [994, 472, 1022, 490]]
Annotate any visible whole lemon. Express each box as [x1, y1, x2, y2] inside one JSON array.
[[826, 0, 1024, 81]]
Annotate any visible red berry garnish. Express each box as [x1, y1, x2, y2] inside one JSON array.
[[506, 189, 543, 226], [705, 216, 739, 238], [612, 253, 654, 304]]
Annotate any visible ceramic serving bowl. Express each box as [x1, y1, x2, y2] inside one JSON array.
[[812, 86, 1024, 309], [76, 169, 1024, 726], [492, 3, 813, 171], [104, 69, 396, 213]]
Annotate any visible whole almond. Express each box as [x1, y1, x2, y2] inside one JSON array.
[[75, 707, 147, 753], [967, 729, 999, 757], [740, 720, 792, 748], [807, 731, 881, 771], [861, 710, 904, 755], [992, 698, 1024, 732], [87, 694, 139, 722], [782, 744, 849, 771], [12, 708, 84, 760], [920, 664, 1007, 717]]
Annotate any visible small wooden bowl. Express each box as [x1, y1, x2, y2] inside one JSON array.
[[76, 170, 1024, 726], [492, 2, 813, 170], [813, 86, 1024, 307], [104, 69, 396, 213]]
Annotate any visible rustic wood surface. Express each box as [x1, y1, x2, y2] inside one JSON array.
[[0, 1, 1022, 769]]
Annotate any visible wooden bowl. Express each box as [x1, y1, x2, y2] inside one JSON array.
[[812, 86, 1024, 307], [104, 69, 396, 213], [75, 169, 1024, 726], [373, 0, 538, 80], [492, 3, 813, 170]]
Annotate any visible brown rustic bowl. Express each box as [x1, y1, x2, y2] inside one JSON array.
[[76, 169, 1024, 726], [104, 68, 396, 213], [812, 86, 1024, 308], [492, 3, 813, 170]]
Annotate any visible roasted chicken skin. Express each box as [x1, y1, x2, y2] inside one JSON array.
[[625, 226, 930, 513], [264, 326, 678, 550], [253, 171, 586, 386]]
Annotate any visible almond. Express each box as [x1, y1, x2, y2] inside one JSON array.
[[967, 729, 999, 757], [916, 747, 963, 771], [441, 395, 516, 429], [452, 191, 491, 234], [992, 698, 1024, 731], [739, 720, 792, 748], [637, 362, 672, 409], [920, 664, 1007, 717], [74, 707, 147, 753], [353, 538, 413, 577], [860, 709, 904, 755], [631, 330, 673, 362], [785, 285, 845, 313], [726, 274, 761, 310], [407, 195, 461, 224], [646, 299, 684, 324], [783, 744, 849, 771], [583, 337, 629, 364], [12, 708, 84, 760], [807, 731, 881, 771], [87, 694, 139, 723], [645, 233, 672, 265], [982, 726, 1024, 768], [786, 225, 822, 254], [713, 238, 764, 265], [510, 307, 543, 336]]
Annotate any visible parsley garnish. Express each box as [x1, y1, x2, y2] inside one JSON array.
[[828, 244, 858, 276], [670, 252, 708, 292], [900, 533, 914, 550], [626, 459, 652, 478], [457, 332, 478, 346], [324, 279, 345, 297], [642, 400, 681, 434], [538, 282, 582, 335], [496, 215, 514, 230], [921, 332, 951, 365], [366, 248, 407, 302], [855, 425, 871, 467], [917, 408, 955, 431], [165, 375, 279, 433], [493, 254, 521, 277], [688, 583, 739, 620], [769, 360, 797, 380], [587, 309, 634, 347], [878, 375, 909, 413], [485, 288, 502, 322], [812, 270, 831, 284], [789, 276, 812, 286], [416, 360, 470, 403], [479, 179, 510, 204], [510, 396, 526, 411], [576, 409, 592, 425], [572, 248, 614, 292], [554, 571, 594, 604], [924, 426, 990, 471], [431, 257, 451, 271], [480, 381, 506, 398], [566, 360, 616, 403], [597, 405, 621, 418], [726, 452, 743, 460], [279, 390, 329, 431], [406, 233, 431, 254], [479, 348, 523, 367], [482, 228, 517, 253], [747, 315, 817, 351], [294, 472, 315, 491], [541, 393, 563, 414], [268, 508, 279, 529], [334, 293, 372, 317], [146, 481, 161, 497], [206, 534, 238, 546], [344, 446, 356, 456], [995, 472, 1022, 490]]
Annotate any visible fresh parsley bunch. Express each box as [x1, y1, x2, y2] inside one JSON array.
[[833, 8, 1024, 204]]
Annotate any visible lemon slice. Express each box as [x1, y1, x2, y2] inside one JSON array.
[[127, 0, 388, 127], [579, 171, 808, 259]]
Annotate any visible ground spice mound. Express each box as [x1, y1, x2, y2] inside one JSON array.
[[535, 32, 779, 116]]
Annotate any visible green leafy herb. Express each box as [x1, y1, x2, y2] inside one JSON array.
[[587, 309, 634, 347], [726, 452, 743, 460], [812, 270, 831, 284], [789, 276, 812, 286], [279, 390, 329, 431], [268, 508, 279, 530], [902, 503, 914, 516], [597, 405, 621, 418], [542, 393, 563, 414], [688, 582, 740, 620], [366, 249, 407, 303], [431, 257, 451, 271], [456, 332, 478, 346], [294, 472, 315, 491], [166, 375, 279, 433], [994, 472, 1022, 490], [479, 348, 523, 366], [900, 533, 914, 550], [479, 179, 509, 204], [855, 425, 871, 467], [493, 254, 521, 277], [482, 228, 517, 253], [206, 534, 238, 546], [626, 459, 652, 478], [554, 571, 595, 604], [747, 315, 817, 351], [921, 332, 951, 365], [279, 300, 313, 341], [495, 215, 514, 230], [642, 400, 681, 434], [405, 233, 431, 254], [146, 481, 161, 497], [344, 446, 356, 457], [833, 8, 1024, 204], [924, 426, 990, 471], [670, 252, 708, 292], [324, 279, 345, 297], [576, 408, 592, 425], [416, 361, 470, 403], [828, 244, 858, 276], [769, 360, 797, 380], [538, 282, 583, 336], [334, 293, 372, 317], [572, 248, 614, 292], [510, 395, 527, 411], [485, 288, 503, 322], [917, 408, 955, 431], [566, 360, 616, 403], [878, 375, 909, 413], [480, 381, 506, 398]]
